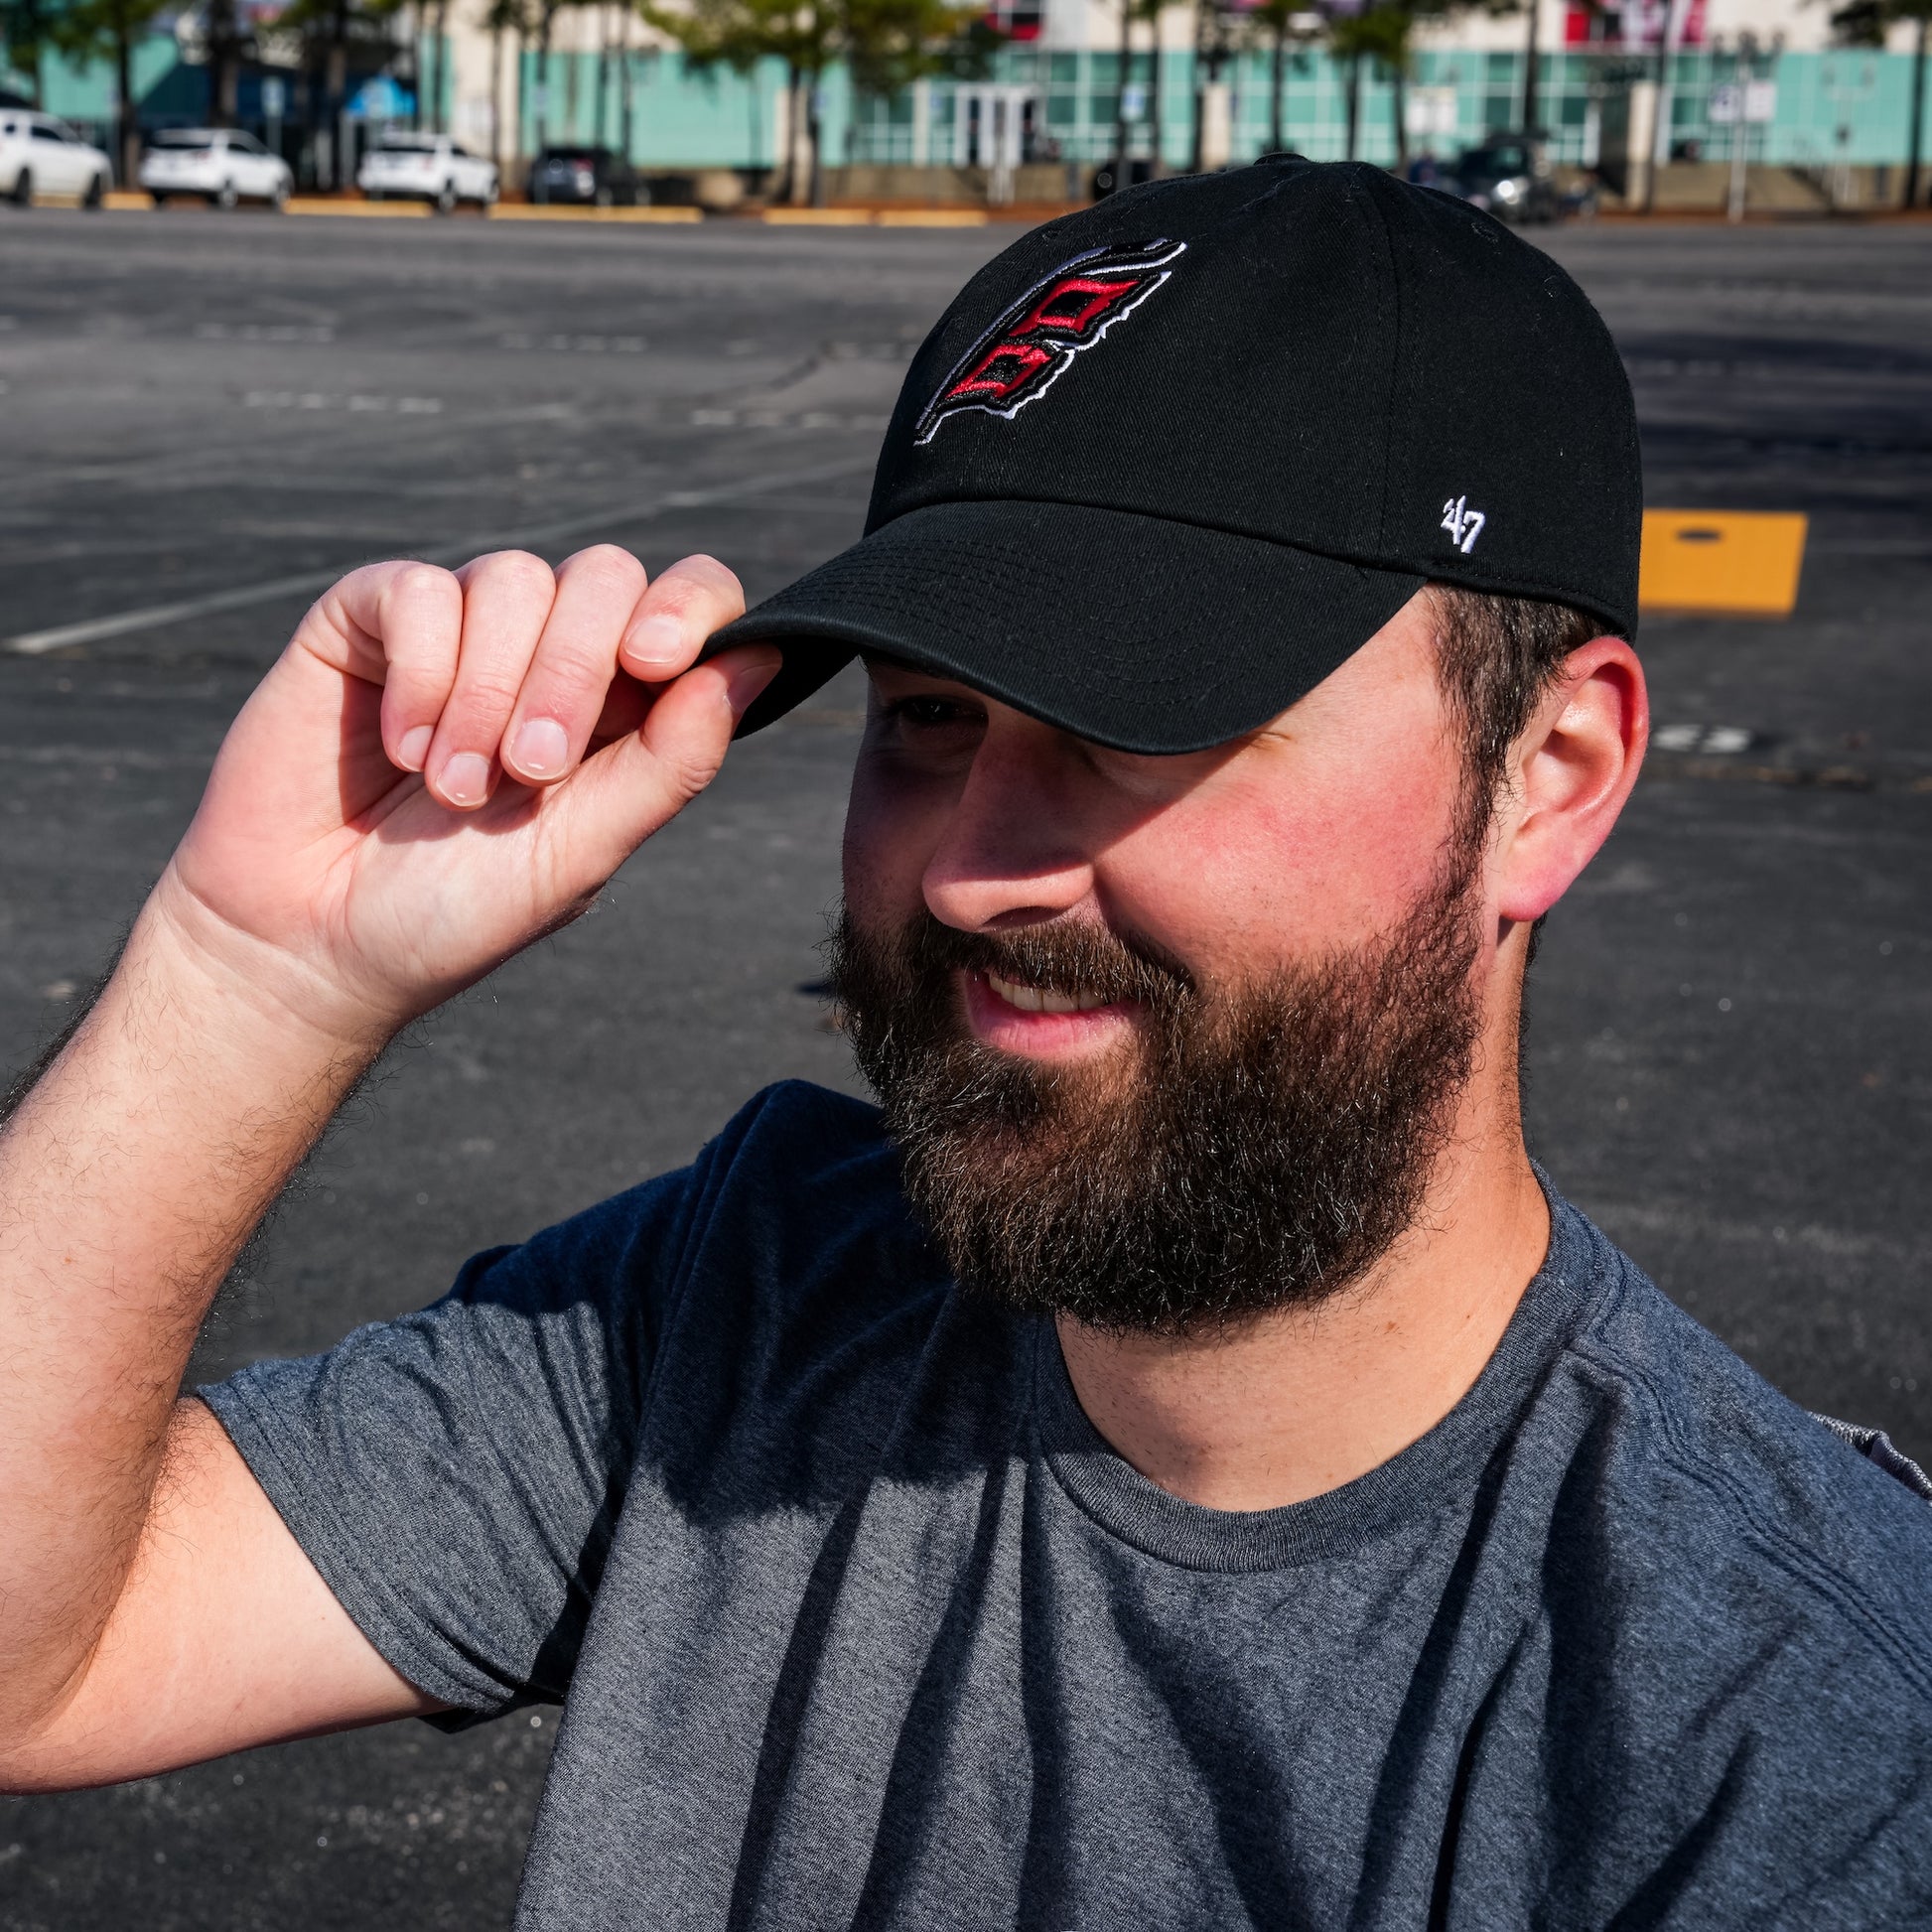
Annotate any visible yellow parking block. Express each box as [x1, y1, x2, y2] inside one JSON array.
[[286, 196, 430, 217], [487, 203, 703, 223], [876, 208, 988, 227], [102, 191, 151, 210], [1639, 510, 1808, 617], [762, 207, 875, 225]]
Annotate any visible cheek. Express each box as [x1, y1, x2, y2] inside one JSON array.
[[1108, 759, 1459, 972], [842, 754, 939, 925]]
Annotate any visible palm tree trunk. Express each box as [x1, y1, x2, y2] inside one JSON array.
[[1148, 6, 1165, 178], [21, 0, 45, 106], [490, 15, 504, 173], [1271, 18, 1286, 153], [115, 20, 136, 186], [596, 6, 612, 150], [1520, 0, 1541, 135], [206, 0, 239, 127], [432, 0, 450, 134], [620, 22, 634, 163], [807, 69, 823, 205], [1907, 13, 1927, 210], [1392, 63, 1407, 168], [516, 18, 531, 183], [537, 0, 555, 148]]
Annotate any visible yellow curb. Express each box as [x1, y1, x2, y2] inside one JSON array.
[[761, 207, 874, 225], [101, 190, 151, 210], [875, 208, 989, 226], [1638, 510, 1808, 617], [286, 196, 431, 217], [29, 191, 85, 207], [486, 203, 703, 222]]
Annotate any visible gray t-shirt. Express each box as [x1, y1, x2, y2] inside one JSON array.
[[204, 1081, 1932, 1929]]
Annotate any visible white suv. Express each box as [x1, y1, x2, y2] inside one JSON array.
[[357, 135, 497, 212], [140, 129, 293, 209], [0, 110, 112, 207]]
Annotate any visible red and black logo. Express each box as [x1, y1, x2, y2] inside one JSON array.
[[913, 239, 1186, 446]]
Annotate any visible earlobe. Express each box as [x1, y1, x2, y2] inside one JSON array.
[[1494, 638, 1647, 925]]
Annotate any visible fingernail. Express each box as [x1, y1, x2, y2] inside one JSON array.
[[509, 717, 570, 780], [396, 724, 432, 771], [438, 751, 491, 807], [624, 615, 685, 674], [726, 654, 782, 716]]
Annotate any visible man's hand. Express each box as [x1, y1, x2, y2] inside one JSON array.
[[0, 545, 774, 1788], [162, 545, 776, 1044]]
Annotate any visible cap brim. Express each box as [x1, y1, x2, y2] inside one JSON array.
[[708, 499, 1426, 757]]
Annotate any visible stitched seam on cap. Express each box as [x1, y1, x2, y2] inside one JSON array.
[[863, 494, 1427, 583]]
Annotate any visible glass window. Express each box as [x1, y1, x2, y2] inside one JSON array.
[[33, 124, 66, 143], [152, 130, 214, 147]]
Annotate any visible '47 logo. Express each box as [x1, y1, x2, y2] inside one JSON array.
[[1442, 495, 1486, 554]]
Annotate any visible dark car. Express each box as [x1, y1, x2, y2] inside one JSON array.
[[1443, 136, 1560, 223], [529, 145, 644, 207]]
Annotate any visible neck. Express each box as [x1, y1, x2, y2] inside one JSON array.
[[1054, 1036, 1550, 1514]]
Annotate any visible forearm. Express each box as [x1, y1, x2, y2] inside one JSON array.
[[0, 876, 382, 1739]]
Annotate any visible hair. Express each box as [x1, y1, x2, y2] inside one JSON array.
[[1427, 585, 1607, 821]]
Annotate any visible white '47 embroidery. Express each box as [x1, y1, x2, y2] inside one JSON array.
[[1442, 495, 1486, 553]]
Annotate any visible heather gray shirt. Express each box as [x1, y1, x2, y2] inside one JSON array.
[[204, 1081, 1932, 1930]]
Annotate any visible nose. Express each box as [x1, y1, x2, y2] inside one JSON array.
[[921, 715, 1099, 934]]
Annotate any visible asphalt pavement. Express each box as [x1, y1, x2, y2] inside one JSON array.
[[0, 205, 1928, 1930]]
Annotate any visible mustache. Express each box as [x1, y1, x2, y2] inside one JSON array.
[[835, 908, 1197, 1016]]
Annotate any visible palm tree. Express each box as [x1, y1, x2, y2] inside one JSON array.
[[51, 0, 168, 183]]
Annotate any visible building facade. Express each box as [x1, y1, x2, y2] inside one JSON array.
[[5, 0, 1927, 196]]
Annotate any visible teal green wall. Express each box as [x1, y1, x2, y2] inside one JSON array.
[[7, 34, 1927, 175], [5, 27, 179, 132]]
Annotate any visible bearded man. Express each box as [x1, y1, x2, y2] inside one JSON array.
[[3, 159, 1929, 1928]]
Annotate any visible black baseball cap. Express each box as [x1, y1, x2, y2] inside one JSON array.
[[710, 155, 1641, 755]]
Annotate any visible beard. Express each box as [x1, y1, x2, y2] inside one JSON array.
[[827, 835, 1489, 1338]]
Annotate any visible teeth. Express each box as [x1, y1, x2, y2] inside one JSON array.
[[986, 970, 1113, 1015]]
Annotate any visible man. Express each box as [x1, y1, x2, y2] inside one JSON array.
[[2, 158, 1928, 1927]]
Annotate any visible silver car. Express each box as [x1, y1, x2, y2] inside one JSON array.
[[357, 134, 497, 212], [140, 129, 293, 210], [0, 109, 112, 207]]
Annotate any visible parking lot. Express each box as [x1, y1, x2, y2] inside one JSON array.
[[1, 206, 1929, 1928]]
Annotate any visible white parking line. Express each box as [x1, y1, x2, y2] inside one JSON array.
[[2, 456, 873, 657]]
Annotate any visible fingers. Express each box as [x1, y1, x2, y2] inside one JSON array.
[[546, 645, 781, 882], [495, 545, 653, 786], [618, 553, 748, 683], [306, 546, 752, 813], [412, 549, 567, 808]]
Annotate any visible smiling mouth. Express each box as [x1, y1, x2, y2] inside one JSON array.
[[983, 969, 1118, 1015]]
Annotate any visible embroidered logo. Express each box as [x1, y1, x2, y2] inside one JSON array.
[[913, 239, 1187, 446], [1441, 495, 1486, 554]]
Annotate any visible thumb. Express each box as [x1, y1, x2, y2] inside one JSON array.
[[539, 647, 781, 883]]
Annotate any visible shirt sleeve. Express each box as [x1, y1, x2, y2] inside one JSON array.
[[200, 1140, 722, 1724]]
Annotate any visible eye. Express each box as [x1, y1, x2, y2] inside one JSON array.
[[890, 695, 979, 731]]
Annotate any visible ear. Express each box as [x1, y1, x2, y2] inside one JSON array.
[[1493, 637, 1647, 925]]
